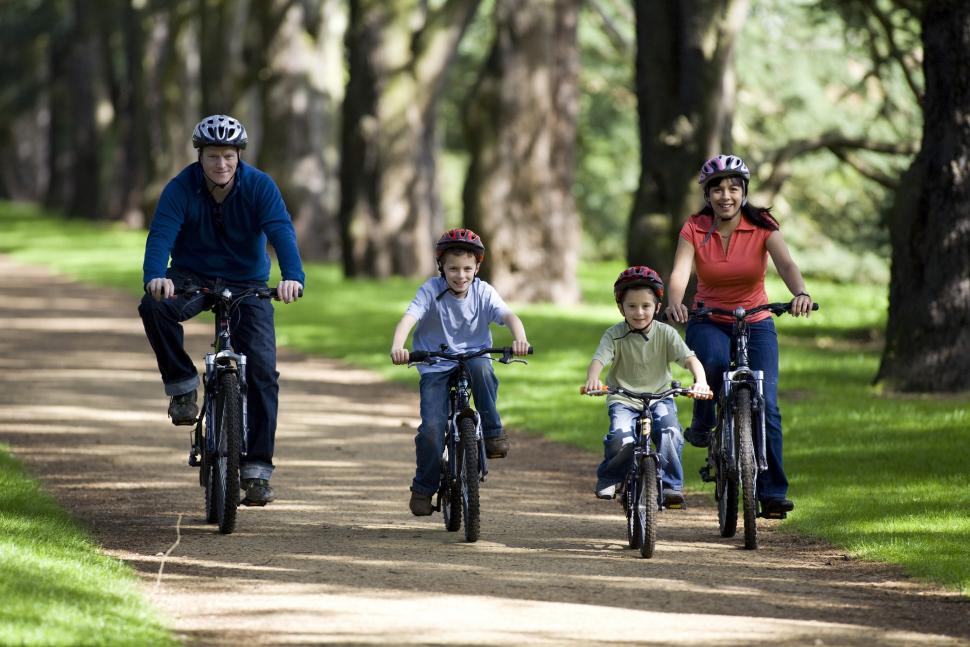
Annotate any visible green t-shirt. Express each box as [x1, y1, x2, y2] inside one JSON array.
[[592, 320, 694, 410]]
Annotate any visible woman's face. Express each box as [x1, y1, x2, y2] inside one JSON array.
[[707, 177, 745, 220]]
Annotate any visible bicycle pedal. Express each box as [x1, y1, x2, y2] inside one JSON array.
[[187, 453, 200, 467], [699, 465, 714, 483], [758, 510, 787, 520], [664, 502, 685, 510]]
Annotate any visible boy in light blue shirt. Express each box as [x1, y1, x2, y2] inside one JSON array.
[[390, 229, 530, 516]]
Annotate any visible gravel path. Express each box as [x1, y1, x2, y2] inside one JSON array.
[[1, 256, 968, 646]]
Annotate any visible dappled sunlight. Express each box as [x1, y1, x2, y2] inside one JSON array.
[[0, 316, 149, 335], [0, 405, 159, 423]]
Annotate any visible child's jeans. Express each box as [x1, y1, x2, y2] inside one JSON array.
[[595, 398, 684, 492], [411, 357, 502, 496]]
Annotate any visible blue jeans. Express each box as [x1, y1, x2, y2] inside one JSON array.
[[686, 318, 787, 502], [595, 398, 684, 492], [412, 357, 502, 496], [138, 268, 278, 481]]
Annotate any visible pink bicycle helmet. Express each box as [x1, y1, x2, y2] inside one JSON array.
[[435, 228, 485, 263], [698, 154, 749, 185], [613, 266, 665, 302]]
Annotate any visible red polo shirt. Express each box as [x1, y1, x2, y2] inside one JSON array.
[[679, 213, 773, 323]]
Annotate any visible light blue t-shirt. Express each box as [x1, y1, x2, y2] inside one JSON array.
[[406, 276, 511, 374]]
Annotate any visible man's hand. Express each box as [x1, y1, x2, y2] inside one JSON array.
[[146, 278, 176, 301], [276, 280, 303, 304]]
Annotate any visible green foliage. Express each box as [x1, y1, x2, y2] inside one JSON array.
[[3, 203, 969, 596], [0, 446, 178, 645]]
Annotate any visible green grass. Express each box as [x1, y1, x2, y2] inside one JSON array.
[[0, 446, 178, 645], [2, 201, 969, 599]]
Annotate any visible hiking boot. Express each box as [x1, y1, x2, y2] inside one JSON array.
[[662, 489, 685, 508], [485, 432, 509, 459], [409, 490, 433, 516], [595, 483, 616, 500], [761, 498, 795, 514], [241, 478, 275, 506], [684, 425, 710, 448], [168, 391, 198, 426]]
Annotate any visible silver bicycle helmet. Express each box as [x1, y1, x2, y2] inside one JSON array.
[[192, 114, 248, 149], [697, 154, 750, 185]]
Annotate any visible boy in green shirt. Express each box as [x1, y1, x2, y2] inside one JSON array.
[[585, 266, 711, 503]]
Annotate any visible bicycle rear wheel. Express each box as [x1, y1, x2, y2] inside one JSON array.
[[213, 372, 242, 535], [441, 444, 461, 532], [735, 388, 758, 549], [458, 418, 480, 542], [634, 456, 659, 558]]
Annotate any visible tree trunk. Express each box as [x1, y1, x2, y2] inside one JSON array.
[[627, 0, 749, 277], [463, 0, 581, 304], [876, 1, 970, 392], [339, 0, 482, 278]]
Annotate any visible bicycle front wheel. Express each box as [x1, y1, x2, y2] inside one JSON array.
[[213, 372, 242, 535], [441, 445, 461, 532], [715, 426, 739, 538], [634, 456, 658, 558], [625, 477, 639, 549], [458, 418, 480, 543], [735, 388, 758, 550]]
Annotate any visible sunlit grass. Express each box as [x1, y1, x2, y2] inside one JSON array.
[[0, 446, 178, 645], [2, 200, 969, 597]]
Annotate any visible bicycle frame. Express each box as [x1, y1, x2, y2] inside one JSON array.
[[444, 359, 487, 490]]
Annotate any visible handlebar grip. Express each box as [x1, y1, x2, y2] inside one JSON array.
[[527, 346, 534, 354], [811, 303, 820, 311], [580, 386, 609, 396], [409, 350, 429, 362]]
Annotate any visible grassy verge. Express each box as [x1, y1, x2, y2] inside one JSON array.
[[2, 200, 968, 598], [0, 446, 177, 645]]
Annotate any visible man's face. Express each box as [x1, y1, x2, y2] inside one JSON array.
[[200, 146, 239, 186], [441, 250, 480, 297]]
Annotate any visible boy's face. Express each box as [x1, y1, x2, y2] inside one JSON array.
[[441, 250, 480, 297], [618, 287, 659, 330]]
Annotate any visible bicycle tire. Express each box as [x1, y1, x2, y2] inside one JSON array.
[[441, 446, 461, 532], [715, 419, 739, 538], [214, 372, 242, 535], [634, 457, 659, 558], [458, 418, 480, 542], [625, 477, 639, 549], [735, 388, 758, 549], [202, 442, 218, 523]]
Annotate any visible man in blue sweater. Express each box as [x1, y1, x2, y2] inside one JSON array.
[[138, 114, 304, 506]]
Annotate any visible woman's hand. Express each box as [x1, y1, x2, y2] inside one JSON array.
[[665, 303, 689, 324], [790, 293, 813, 317]]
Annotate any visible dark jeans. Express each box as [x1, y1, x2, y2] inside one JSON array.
[[138, 268, 278, 480], [686, 318, 788, 502]]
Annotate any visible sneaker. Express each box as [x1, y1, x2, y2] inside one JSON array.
[[595, 484, 616, 500], [241, 478, 275, 506], [484, 432, 509, 459], [168, 391, 198, 426], [684, 425, 710, 448], [762, 498, 795, 514], [409, 490, 433, 516], [662, 489, 685, 507]]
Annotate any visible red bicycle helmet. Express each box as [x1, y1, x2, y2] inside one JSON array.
[[435, 228, 485, 263], [613, 266, 664, 302]]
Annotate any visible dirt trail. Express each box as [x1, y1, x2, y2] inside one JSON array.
[[0, 255, 968, 646]]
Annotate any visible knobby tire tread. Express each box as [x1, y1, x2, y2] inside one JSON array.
[[216, 372, 242, 535], [459, 418, 480, 543], [636, 457, 659, 558], [736, 388, 758, 549]]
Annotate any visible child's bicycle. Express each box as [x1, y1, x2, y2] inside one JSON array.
[[406, 345, 532, 542], [177, 283, 284, 535], [690, 300, 819, 550], [581, 382, 709, 558]]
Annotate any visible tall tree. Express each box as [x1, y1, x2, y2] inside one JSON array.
[[463, 0, 582, 303], [627, 0, 749, 276], [339, 0, 482, 278], [877, 0, 970, 392]]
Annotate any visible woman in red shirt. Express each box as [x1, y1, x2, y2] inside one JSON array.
[[665, 154, 813, 516]]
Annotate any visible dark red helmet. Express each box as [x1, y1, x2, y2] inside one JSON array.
[[435, 228, 485, 263], [613, 266, 664, 302]]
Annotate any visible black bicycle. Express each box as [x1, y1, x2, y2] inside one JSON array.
[[177, 283, 280, 535], [407, 345, 531, 542], [691, 300, 819, 550], [582, 382, 708, 558]]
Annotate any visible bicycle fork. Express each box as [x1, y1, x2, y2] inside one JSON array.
[[720, 369, 769, 473]]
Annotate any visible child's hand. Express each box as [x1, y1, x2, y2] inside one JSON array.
[[691, 383, 713, 399], [390, 348, 410, 365], [584, 378, 606, 394], [512, 340, 530, 356]]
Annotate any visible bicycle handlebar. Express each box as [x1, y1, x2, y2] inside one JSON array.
[[580, 382, 712, 402], [659, 299, 819, 323], [409, 346, 534, 365], [174, 284, 301, 301]]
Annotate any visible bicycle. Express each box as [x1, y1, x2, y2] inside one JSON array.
[[689, 300, 819, 550], [581, 382, 709, 558], [406, 345, 532, 542], [177, 283, 282, 535]]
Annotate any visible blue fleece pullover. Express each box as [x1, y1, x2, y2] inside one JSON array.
[[142, 161, 305, 286]]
